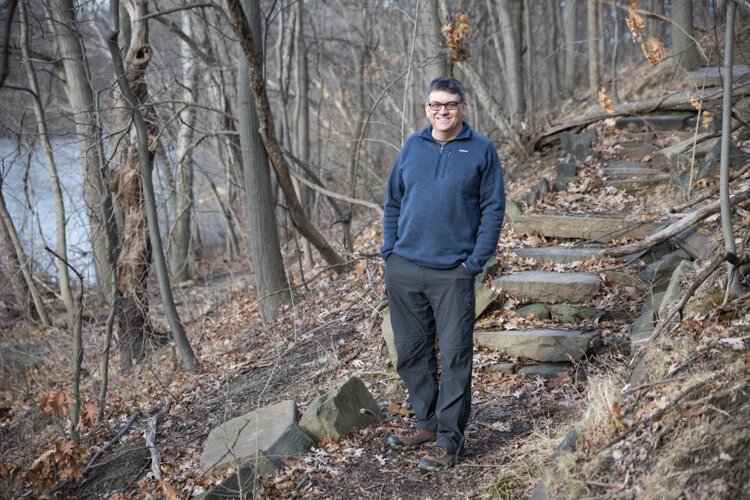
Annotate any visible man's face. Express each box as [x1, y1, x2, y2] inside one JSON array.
[[425, 90, 467, 141]]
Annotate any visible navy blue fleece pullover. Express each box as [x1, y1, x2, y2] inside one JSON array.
[[381, 122, 505, 275]]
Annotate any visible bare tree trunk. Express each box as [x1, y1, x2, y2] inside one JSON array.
[[0, 177, 50, 325], [226, 0, 347, 271], [169, 8, 199, 282], [526, 0, 538, 124], [671, 0, 701, 71], [719, 0, 742, 298], [46, 0, 119, 306], [19, 1, 74, 324], [610, 0, 620, 104], [588, 0, 600, 96], [107, 0, 198, 372], [237, 0, 291, 323], [647, 0, 664, 40], [497, 0, 525, 125], [293, 0, 313, 270], [426, 0, 448, 78], [0, 214, 30, 318], [562, 0, 577, 96]]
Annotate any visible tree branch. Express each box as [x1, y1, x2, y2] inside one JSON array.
[[0, 0, 18, 89]]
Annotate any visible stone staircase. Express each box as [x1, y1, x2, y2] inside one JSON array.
[[381, 111, 725, 379]]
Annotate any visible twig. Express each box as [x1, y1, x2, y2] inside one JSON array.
[[681, 380, 749, 408], [86, 411, 142, 469], [145, 399, 172, 480], [49, 410, 142, 496], [604, 190, 750, 258], [367, 297, 388, 335], [624, 375, 691, 394], [670, 162, 750, 213], [44, 244, 84, 442]]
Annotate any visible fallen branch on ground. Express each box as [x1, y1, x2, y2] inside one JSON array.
[[146, 399, 172, 481], [604, 190, 750, 258]]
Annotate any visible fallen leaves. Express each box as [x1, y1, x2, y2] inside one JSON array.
[[27, 438, 89, 488], [38, 391, 74, 418]]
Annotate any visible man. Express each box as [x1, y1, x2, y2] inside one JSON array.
[[381, 76, 505, 471]]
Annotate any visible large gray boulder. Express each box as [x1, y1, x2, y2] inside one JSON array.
[[200, 400, 314, 475], [697, 139, 750, 179], [619, 142, 657, 160], [516, 303, 551, 320], [299, 377, 382, 443], [475, 329, 600, 362], [643, 250, 691, 293], [615, 114, 693, 131], [671, 228, 712, 261], [603, 160, 663, 179], [631, 302, 655, 351], [659, 260, 695, 318], [549, 303, 603, 323]]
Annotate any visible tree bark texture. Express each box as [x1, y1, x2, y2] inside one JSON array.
[[587, 0, 600, 96], [47, 0, 119, 306], [226, 0, 347, 271], [496, 0, 525, 125], [0, 177, 50, 325], [562, 0, 577, 96], [719, 0, 742, 296], [19, 1, 74, 324], [237, 0, 291, 323], [169, 8, 199, 282], [671, 0, 701, 71], [108, 0, 199, 372]]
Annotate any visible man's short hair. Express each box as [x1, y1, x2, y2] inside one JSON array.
[[426, 77, 465, 103]]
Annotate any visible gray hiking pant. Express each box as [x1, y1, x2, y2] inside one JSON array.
[[385, 253, 475, 453]]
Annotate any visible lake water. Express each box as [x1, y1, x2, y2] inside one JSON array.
[[0, 137, 227, 284], [0, 137, 95, 281]]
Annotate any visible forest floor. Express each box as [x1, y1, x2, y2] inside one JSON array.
[[0, 212, 591, 499], [0, 120, 720, 499], [3, 46, 750, 496]]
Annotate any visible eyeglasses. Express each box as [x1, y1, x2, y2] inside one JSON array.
[[426, 101, 463, 111]]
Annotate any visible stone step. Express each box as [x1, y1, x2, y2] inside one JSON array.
[[606, 176, 670, 189], [475, 329, 601, 362], [603, 161, 664, 179], [622, 131, 656, 142], [619, 142, 657, 159], [493, 271, 600, 303], [512, 247, 603, 264], [615, 113, 695, 131], [510, 214, 661, 241]]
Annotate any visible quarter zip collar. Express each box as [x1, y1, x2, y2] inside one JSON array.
[[419, 122, 472, 142]]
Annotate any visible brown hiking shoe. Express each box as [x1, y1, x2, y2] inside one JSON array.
[[418, 446, 458, 471], [387, 428, 437, 450]]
